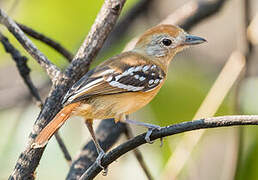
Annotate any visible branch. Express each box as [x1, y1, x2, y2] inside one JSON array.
[[69, 0, 229, 176], [55, 132, 72, 165], [0, 21, 74, 108], [0, 32, 42, 106], [80, 115, 258, 179], [0, 32, 73, 165], [9, 0, 126, 179], [66, 119, 126, 179], [17, 23, 74, 62], [0, 8, 61, 82]]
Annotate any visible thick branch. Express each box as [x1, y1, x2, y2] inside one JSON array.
[[9, 0, 126, 179], [0, 8, 61, 82], [81, 115, 258, 179], [17, 23, 73, 62]]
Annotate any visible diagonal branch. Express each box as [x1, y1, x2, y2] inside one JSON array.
[[55, 132, 72, 165], [9, 0, 126, 179], [17, 23, 74, 62], [0, 32, 73, 165], [81, 115, 258, 179], [0, 32, 42, 106], [0, 8, 61, 82]]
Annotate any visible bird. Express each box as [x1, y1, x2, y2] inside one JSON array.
[[32, 24, 206, 172]]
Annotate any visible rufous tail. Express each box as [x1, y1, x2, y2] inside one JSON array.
[[31, 102, 81, 148]]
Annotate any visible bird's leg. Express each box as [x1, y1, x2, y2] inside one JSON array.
[[125, 117, 163, 146], [85, 119, 108, 175]]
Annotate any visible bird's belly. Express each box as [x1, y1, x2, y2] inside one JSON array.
[[74, 89, 160, 120]]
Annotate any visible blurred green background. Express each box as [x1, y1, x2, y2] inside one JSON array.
[[0, 0, 258, 179]]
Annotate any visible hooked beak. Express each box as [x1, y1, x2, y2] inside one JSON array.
[[182, 35, 207, 45]]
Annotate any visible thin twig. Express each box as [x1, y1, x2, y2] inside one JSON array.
[[0, 8, 61, 82], [55, 132, 72, 166], [17, 23, 74, 62], [0, 32, 73, 165], [0, 32, 42, 106], [9, 0, 126, 179], [124, 125, 154, 180], [80, 115, 258, 180]]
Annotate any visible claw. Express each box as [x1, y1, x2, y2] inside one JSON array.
[[145, 128, 155, 144], [125, 119, 164, 146], [96, 150, 108, 176], [145, 126, 162, 144]]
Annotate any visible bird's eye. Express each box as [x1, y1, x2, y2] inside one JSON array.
[[162, 38, 172, 46]]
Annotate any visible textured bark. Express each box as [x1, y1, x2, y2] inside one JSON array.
[[81, 115, 258, 179], [6, 0, 126, 179]]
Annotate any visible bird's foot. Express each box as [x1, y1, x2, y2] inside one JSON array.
[[125, 119, 163, 146], [145, 125, 163, 146], [96, 150, 108, 176]]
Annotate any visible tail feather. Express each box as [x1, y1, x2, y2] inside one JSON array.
[[32, 102, 80, 148]]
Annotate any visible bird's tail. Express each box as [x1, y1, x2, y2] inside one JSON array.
[[31, 102, 81, 148]]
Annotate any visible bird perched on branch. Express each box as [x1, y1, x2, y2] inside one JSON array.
[[32, 24, 206, 172]]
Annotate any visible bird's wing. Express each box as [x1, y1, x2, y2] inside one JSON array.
[[62, 52, 166, 105]]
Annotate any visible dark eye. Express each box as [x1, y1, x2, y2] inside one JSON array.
[[162, 38, 172, 46]]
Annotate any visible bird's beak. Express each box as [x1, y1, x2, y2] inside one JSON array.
[[182, 35, 207, 45]]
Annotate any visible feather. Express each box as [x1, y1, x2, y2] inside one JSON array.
[[62, 52, 166, 105], [31, 102, 81, 148]]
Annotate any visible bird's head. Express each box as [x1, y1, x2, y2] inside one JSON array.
[[134, 24, 206, 67]]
